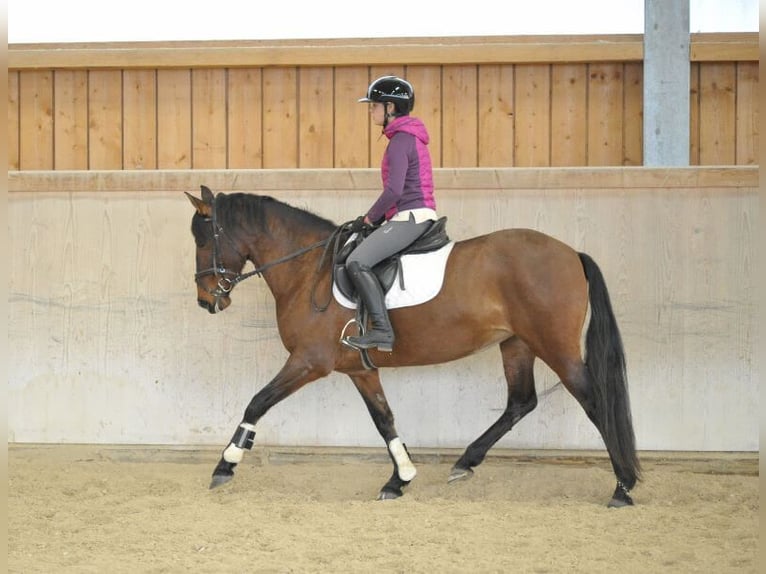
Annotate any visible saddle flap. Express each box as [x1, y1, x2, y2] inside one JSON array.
[[333, 242, 454, 310], [333, 259, 399, 302]]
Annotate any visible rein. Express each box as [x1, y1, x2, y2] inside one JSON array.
[[195, 195, 354, 310]]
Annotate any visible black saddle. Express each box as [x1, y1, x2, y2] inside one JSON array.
[[333, 217, 450, 302]]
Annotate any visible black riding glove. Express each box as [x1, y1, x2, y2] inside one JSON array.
[[348, 215, 367, 233]]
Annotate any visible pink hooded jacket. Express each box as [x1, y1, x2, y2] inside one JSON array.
[[365, 116, 436, 223]]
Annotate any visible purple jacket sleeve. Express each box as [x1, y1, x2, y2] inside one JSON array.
[[366, 134, 409, 222]]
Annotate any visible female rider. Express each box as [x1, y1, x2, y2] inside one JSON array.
[[343, 76, 438, 352]]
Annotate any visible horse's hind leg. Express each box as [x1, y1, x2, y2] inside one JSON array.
[[349, 370, 417, 500], [552, 359, 637, 508], [450, 337, 537, 482]]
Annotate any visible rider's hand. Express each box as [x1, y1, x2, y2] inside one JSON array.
[[349, 215, 367, 233]]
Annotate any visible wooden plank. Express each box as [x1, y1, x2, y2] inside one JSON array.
[[404, 66, 442, 168], [514, 65, 550, 167], [10, 34, 757, 70], [262, 67, 298, 168], [550, 64, 587, 167], [8, 167, 758, 194], [689, 63, 701, 165], [53, 70, 88, 170], [333, 67, 369, 168], [19, 71, 54, 170], [191, 69, 227, 168], [690, 32, 759, 62], [9, 35, 649, 70], [622, 63, 643, 166], [227, 68, 263, 169], [8, 71, 20, 170], [157, 69, 192, 169], [442, 65, 478, 167], [122, 70, 157, 169], [699, 63, 737, 165], [587, 64, 624, 166], [735, 63, 758, 166], [478, 64, 514, 167], [298, 67, 334, 168], [88, 70, 123, 169]]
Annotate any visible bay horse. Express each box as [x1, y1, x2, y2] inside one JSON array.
[[187, 185, 641, 507]]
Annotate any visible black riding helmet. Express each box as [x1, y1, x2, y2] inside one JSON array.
[[358, 76, 415, 123]]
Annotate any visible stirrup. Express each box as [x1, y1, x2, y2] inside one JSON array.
[[344, 331, 394, 353]]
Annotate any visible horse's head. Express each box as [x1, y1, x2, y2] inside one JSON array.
[[186, 185, 248, 314]]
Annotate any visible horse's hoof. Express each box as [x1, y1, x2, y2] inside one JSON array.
[[377, 489, 403, 500], [607, 495, 634, 508], [607, 482, 634, 507], [448, 467, 474, 483], [209, 473, 234, 490]]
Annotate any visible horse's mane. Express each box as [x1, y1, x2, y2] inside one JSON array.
[[218, 193, 338, 236]]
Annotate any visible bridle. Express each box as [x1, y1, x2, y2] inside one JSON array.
[[193, 195, 341, 309]]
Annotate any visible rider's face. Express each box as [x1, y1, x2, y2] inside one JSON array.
[[370, 102, 387, 126]]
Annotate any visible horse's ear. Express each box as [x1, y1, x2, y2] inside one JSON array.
[[185, 188, 212, 217], [200, 185, 215, 203]]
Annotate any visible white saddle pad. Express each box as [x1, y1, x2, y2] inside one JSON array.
[[333, 242, 455, 310]]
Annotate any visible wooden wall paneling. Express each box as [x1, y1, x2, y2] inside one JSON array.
[[699, 63, 737, 165], [88, 70, 123, 169], [7, 35, 757, 173], [514, 64, 551, 167], [587, 64, 624, 165], [8, 71, 20, 170], [19, 71, 54, 170], [442, 65, 478, 167], [333, 67, 369, 168], [368, 66, 404, 167], [406, 65, 442, 168], [53, 70, 88, 170], [157, 69, 192, 169], [550, 64, 587, 166], [122, 70, 157, 169], [191, 69, 227, 169], [734, 62, 758, 165], [689, 63, 701, 165], [262, 67, 298, 168], [298, 67, 334, 168], [227, 68, 263, 169], [477, 64, 514, 167], [622, 62, 643, 165]]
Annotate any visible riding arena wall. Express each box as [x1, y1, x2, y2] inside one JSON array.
[[7, 34, 758, 453], [8, 167, 757, 452]]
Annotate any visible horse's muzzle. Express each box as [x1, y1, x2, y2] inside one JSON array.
[[197, 294, 230, 314], [198, 299, 216, 314]]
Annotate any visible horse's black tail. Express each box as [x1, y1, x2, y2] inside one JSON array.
[[579, 252, 641, 488]]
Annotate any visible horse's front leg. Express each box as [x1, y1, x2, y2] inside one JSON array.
[[350, 370, 416, 500], [210, 355, 328, 489]]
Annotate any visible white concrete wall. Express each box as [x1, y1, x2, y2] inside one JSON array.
[[8, 168, 758, 452]]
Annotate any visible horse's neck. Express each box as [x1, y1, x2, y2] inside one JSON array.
[[247, 225, 326, 296]]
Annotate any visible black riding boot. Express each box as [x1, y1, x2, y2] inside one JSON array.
[[344, 261, 395, 352]]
